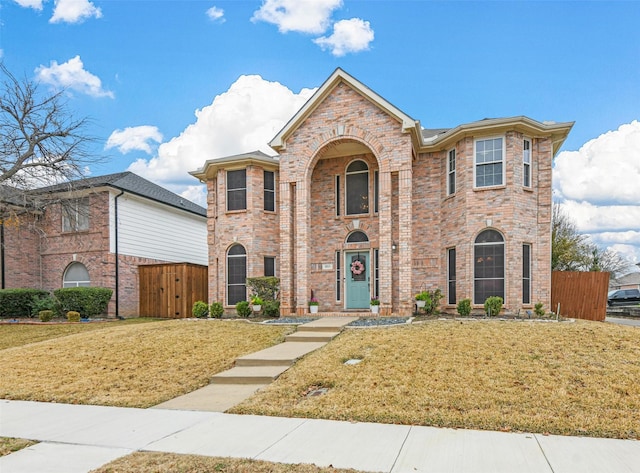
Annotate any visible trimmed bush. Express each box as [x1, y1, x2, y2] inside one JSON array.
[[263, 300, 280, 317], [456, 298, 472, 317], [38, 310, 54, 322], [484, 296, 503, 317], [236, 300, 252, 318], [54, 287, 113, 318], [66, 311, 81, 322], [0, 289, 50, 317], [534, 302, 545, 317], [192, 301, 209, 318], [209, 302, 224, 319]]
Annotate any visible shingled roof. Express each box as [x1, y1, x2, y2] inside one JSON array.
[[33, 172, 206, 217]]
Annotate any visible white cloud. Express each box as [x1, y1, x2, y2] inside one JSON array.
[[554, 120, 640, 205], [14, 0, 43, 10], [251, 0, 342, 34], [313, 18, 374, 56], [559, 200, 640, 234], [35, 56, 114, 98], [50, 0, 102, 24], [179, 185, 208, 208], [206, 5, 225, 22], [128, 74, 316, 184], [106, 126, 163, 154]]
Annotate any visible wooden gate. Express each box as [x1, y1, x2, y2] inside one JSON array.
[[139, 263, 207, 318], [551, 271, 610, 321]]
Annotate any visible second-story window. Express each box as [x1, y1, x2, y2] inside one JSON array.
[[346, 160, 369, 215], [523, 139, 531, 188], [264, 170, 275, 211], [62, 197, 89, 232], [227, 169, 246, 211], [447, 148, 456, 195], [475, 137, 504, 188]]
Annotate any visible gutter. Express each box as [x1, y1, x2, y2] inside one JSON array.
[[114, 191, 125, 319]]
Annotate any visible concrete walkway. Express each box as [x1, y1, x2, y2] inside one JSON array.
[[1, 399, 639, 473], [154, 317, 357, 412]]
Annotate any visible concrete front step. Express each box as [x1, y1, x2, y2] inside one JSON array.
[[285, 331, 339, 342], [211, 365, 289, 384], [235, 341, 326, 366], [296, 316, 358, 332]]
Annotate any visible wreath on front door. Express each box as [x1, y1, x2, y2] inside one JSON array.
[[351, 260, 365, 275]]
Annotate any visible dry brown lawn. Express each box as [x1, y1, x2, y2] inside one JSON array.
[[91, 452, 361, 473], [0, 437, 36, 457], [231, 320, 640, 439], [0, 318, 156, 350], [0, 319, 293, 407]]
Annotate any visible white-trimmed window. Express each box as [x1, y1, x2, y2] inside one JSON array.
[[447, 247, 456, 304], [447, 149, 456, 195], [227, 244, 246, 305], [264, 256, 275, 277], [63, 262, 90, 287], [264, 171, 275, 211], [523, 139, 531, 188], [346, 160, 369, 215], [474, 229, 505, 304], [62, 198, 89, 232], [335, 175, 341, 216], [475, 137, 504, 187], [227, 170, 246, 211]]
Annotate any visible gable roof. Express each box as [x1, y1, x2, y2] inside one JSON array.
[[269, 68, 422, 151], [33, 172, 206, 217], [190, 150, 278, 181]]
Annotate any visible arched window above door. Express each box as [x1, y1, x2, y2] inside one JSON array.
[[346, 160, 369, 215], [346, 231, 369, 243]]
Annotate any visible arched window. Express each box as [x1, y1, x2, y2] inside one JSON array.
[[346, 160, 369, 215], [474, 230, 505, 304], [346, 231, 369, 243], [227, 244, 247, 306], [63, 262, 90, 287]]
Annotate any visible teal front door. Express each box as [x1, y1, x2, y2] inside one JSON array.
[[345, 251, 370, 309]]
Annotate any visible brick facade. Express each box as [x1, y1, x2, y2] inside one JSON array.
[[194, 69, 572, 316]]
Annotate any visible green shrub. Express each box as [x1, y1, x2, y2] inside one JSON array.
[[456, 298, 472, 317], [0, 288, 50, 317], [54, 287, 112, 318], [246, 277, 279, 301], [38, 310, 54, 322], [192, 301, 209, 318], [534, 302, 545, 317], [263, 300, 280, 317], [236, 300, 252, 318], [66, 311, 81, 322], [31, 294, 61, 317], [484, 296, 503, 317], [424, 289, 443, 315], [209, 302, 224, 318]]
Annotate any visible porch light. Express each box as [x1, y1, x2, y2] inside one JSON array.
[[392, 242, 397, 251]]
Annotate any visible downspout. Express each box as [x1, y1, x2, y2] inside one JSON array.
[[114, 191, 125, 319]]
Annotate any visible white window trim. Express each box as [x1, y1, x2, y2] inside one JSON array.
[[447, 148, 456, 196], [473, 136, 506, 189], [264, 170, 276, 212], [226, 169, 247, 212], [523, 138, 532, 188], [345, 159, 370, 216], [226, 245, 247, 306]]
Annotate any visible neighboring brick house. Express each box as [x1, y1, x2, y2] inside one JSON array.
[[1, 172, 207, 316], [191, 69, 573, 316]]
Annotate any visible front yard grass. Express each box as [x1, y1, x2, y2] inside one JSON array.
[[91, 452, 360, 473], [0, 319, 293, 407], [231, 320, 640, 439]]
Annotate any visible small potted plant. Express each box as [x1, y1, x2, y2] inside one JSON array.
[[370, 296, 380, 314], [415, 291, 429, 308], [251, 295, 263, 313], [309, 297, 319, 314]]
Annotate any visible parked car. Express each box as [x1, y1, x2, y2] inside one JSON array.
[[607, 289, 640, 306]]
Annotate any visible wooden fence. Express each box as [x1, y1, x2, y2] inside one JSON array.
[[551, 271, 610, 321], [139, 263, 207, 318]]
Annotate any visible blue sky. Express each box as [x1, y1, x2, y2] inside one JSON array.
[[3, 0, 640, 267]]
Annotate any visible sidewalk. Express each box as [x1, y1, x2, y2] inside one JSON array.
[[1, 399, 639, 473]]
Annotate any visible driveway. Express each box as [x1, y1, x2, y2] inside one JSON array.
[[606, 316, 640, 327]]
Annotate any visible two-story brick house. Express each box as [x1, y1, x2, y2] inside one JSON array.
[[191, 69, 573, 316], [1, 172, 207, 316]]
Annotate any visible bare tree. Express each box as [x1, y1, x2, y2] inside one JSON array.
[[0, 63, 97, 219], [552, 204, 632, 276]]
